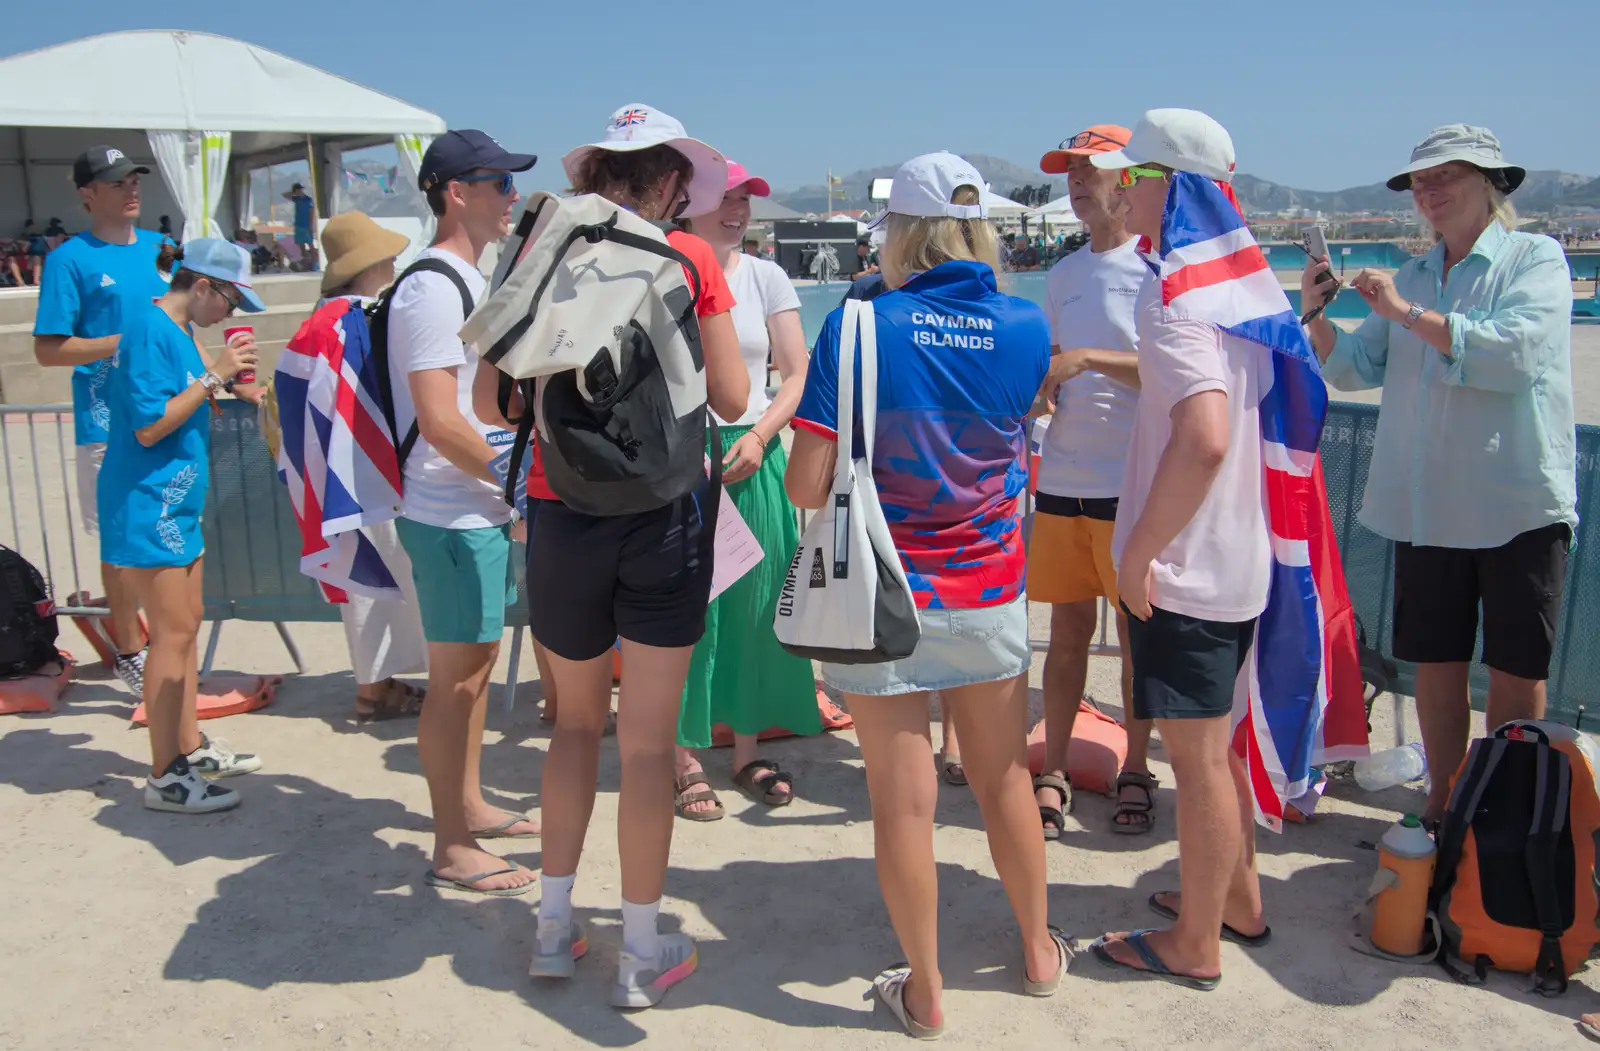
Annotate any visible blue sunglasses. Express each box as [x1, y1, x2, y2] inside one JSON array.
[[456, 171, 515, 195]]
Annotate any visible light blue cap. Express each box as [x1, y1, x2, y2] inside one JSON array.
[[178, 238, 265, 313]]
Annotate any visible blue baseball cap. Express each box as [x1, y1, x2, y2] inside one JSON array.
[[178, 238, 265, 313], [418, 130, 537, 191]]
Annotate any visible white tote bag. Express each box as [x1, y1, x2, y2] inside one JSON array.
[[773, 299, 919, 664]]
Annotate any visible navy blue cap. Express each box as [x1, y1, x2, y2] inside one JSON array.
[[418, 130, 537, 191]]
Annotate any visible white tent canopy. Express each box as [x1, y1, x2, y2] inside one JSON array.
[[0, 30, 445, 240], [1026, 196, 1081, 228]]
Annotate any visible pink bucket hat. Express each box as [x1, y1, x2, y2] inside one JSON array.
[[725, 159, 770, 196]]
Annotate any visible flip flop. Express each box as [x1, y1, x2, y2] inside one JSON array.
[[1146, 893, 1272, 947], [864, 965, 944, 1040], [471, 812, 540, 839], [732, 759, 794, 807], [424, 861, 535, 897], [1579, 1015, 1600, 1042], [1090, 930, 1221, 991]]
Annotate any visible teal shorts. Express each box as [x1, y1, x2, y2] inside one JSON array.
[[394, 519, 515, 645]]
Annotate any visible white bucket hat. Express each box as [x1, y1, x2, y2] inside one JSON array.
[[561, 104, 729, 218], [865, 152, 990, 230], [1090, 108, 1237, 183], [1386, 124, 1526, 193]]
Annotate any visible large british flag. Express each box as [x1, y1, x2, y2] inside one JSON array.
[[1156, 173, 1369, 830], [273, 297, 405, 603]]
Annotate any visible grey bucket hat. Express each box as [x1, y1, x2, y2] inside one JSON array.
[[1387, 124, 1526, 193]]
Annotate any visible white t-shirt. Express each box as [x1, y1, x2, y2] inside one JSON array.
[[385, 247, 509, 530], [1111, 278, 1271, 623], [718, 254, 801, 427], [1037, 238, 1147, 499]]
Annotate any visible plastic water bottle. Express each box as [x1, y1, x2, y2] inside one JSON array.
[[1354, 741, 1427, 791]]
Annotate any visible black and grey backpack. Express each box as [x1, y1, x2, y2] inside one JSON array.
[[460, 191, 714, 517]]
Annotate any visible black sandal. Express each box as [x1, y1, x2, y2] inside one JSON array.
[[1112, 771, 1158, 835], [732, 759, 794, 807], [1033, 773, 1071, 840]]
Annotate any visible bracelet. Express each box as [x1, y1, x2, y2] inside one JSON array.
[[750, 429, 769, 449], [199, 371, 225, 395]]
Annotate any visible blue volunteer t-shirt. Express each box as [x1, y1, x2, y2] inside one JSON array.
[[293, 195, 314, 242], [33, 229, 172, 445], [795, 260, 1050, 610], [98, 304, 210, 569]]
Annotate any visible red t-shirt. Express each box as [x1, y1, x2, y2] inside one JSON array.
[[526, 228, 735, 501]]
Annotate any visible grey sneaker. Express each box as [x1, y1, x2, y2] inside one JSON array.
[[187, 734, 263, 778], [528, 919, 588, 980], [144, 756, 240, 814], [113, 649, 145, 695], [610, 932, 697, 1009]]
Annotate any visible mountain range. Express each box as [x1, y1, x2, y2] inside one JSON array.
[[772, 156, 1600, 216]]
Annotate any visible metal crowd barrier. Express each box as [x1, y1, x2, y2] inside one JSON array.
[[1, 404, 111, 617], [12, 396, 1589, 723]]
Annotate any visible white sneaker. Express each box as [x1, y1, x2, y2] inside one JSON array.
[[187, 734, 262, 778], [528, 919, 588, 980], [610, 932, 697, 1009], [113, 649, 145, 694], [145, 756, 240, 814]]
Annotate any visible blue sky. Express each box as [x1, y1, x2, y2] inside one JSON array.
[[12, 2, 1600, 192]]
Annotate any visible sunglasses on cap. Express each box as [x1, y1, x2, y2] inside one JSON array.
[[456, 171, 516, 195], [1119, 165, 1171, 188], [1061, 129, 1127, 152]]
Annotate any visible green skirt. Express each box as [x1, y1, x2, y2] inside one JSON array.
[[677, 424, 821, 748]]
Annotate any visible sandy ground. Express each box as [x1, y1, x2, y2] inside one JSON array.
[[3, 332, 1599, 1050]]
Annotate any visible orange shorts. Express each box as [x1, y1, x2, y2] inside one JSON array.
[[1027, 508, 1119, 606]]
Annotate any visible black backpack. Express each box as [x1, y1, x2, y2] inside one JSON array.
[[0, 545, 59, 679], [366, 257, 477, 473]]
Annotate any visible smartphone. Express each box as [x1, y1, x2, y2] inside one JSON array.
[[1305, 225, 1337, 286]]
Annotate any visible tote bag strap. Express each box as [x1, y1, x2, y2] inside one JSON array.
[[858, 299, 878, 466], [833, 300, 860, 495]]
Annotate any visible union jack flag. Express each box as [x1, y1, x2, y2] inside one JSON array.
[[613, 108, 649, 128], [1156, 173, 1369, 830], [273, 297, 405, 603]]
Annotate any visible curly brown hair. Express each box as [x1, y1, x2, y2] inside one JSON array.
[[568, 145, 692, 219]]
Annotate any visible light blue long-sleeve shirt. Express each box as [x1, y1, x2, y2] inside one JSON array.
[[1321, 222, 1577, 549]]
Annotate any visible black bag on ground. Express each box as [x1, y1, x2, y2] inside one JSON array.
[[0, 545, 59, 679]]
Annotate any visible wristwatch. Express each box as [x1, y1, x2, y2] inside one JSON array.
[[1403, 302, 1426, 329]]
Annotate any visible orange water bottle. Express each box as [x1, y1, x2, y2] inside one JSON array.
[[1368, 814, 1437, 956]]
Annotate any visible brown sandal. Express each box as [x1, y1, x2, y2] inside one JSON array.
[[1033, 773, 1071, 840], [732, 759, 794, 807], [674, 773, 725, 822], [355, 679, 425, 722]]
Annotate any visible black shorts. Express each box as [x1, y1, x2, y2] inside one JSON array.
[[1392, 522, 1570, 681], [526, 480, 719, 660], [1122, 603, 1256, 721]]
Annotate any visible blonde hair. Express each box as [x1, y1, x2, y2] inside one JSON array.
[[879, 185, 1002, 288]]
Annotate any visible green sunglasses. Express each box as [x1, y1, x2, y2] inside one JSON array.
[[1119, 165, 1171, 188]]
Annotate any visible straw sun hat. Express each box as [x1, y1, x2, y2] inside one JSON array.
[[319, 212, 410, 295]]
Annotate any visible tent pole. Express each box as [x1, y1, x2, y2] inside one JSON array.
[[17, 128, 35, 222]]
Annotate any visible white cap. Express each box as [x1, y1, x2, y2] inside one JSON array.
[[866, 151, 989, 230], [561, 103, 729, 218], [1090, 108, 1237, 184]]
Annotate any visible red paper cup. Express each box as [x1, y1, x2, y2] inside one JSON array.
[[223, 325, 255, 385]]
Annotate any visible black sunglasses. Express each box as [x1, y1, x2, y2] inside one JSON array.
[[1059, 130, 1127, 152], [1291, 238, 1341, 326], [206, 277, 242, 312]]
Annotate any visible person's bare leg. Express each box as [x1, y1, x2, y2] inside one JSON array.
[[849, 691, 944, 1030], [731, 732, 791, 802], [1152, 750, 1265, 937], [534, 639, 559, 720], [456, 638, 536, 834], [418, 639, 533, 890], [103, 562, 144, 655], [1414, 662, 1472, 823], [946, 675, 1059, 984], [1100, 716, 1236, 979], [615, 640, 694, 904], [130, 561, 202, 773], [1485, 668, 1546, 730], [539, 649, 613, 879], [938, 702, 962, 780], [1039, 600, 1096, 814], [178, 562, 203, 755]]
